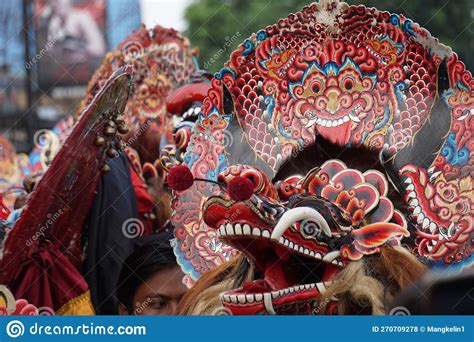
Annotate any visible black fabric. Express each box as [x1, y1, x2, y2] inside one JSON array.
[[83, 150, 139, 315]]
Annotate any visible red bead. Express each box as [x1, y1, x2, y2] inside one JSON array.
[[168, 165, 194, 191], [228, 176, 254, 201]]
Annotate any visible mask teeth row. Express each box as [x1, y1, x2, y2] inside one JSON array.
[[220, 282, 325, 305], [217, 223, 271, 238], [217, 224, 343, 266], [278, 236, 343, 266]]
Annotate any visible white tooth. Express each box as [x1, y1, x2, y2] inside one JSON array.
[[331, 120, 338, 127], [349, 114, 360, 122], [289, 287, 295, 293], [226, 223, 234, 235], [406, 184, 415, 191], [194, 107, 200, 114], [271, 292, 279, 299], [413, 206, 421, 215], [427, 166, 435, 174], [234, 224, 242, 235], [409, 199, 419, 207], [243, 224, 251, 235], [309, 251, 315, 257], [407, 191, 416, 198], [221, 294, 229, 302], [246, 295, 255, 303], [320, 119, 327, 127], [299, 246, 304, 253], [337, 118, 344, 125], [331, 260, 338, 265], [230, 295, 238, 304], [304, 248, 310, 255], [263, 293, 276, 315], [338, 261, 344, 266], [429, 222, 437, 233], [237, 295, 247, 304], [323, 251, 340, 262], [252, 228, 261, 236], [432, 240, 438, 246], [310, 284, 316, 288], [284, 239, 289, 246], [304, 284, 310, 290], [417, 213, 425, 223], [427, 245, 433, 252], [422, 218, 430, 228], [343, 115, 349, 122], [316, 118, 322, 124], [279, 237, 285, 244], [289, 241, 294, 249], [315, 252, 322, 260], [262, 230, 270, 238], [255, 294, 263, 301], [404, 178, 412, 184]]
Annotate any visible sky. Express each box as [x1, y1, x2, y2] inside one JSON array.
[[140, 0, 193, 32]]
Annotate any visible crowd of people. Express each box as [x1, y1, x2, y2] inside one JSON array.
[[0, 0, 472, 316]]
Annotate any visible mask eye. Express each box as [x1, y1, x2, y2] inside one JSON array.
[[300, 218, 325, 239]]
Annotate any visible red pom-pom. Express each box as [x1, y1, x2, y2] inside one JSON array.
[[168, 165, 194, 191], [228, 176, 254, 201]]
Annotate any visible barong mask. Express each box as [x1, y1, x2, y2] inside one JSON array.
[[171, 0, 473, 309]]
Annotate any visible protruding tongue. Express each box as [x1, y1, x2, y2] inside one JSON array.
[[317, 122, 352, 145]]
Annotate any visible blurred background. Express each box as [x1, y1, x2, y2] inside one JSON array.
[[1, 0, 472, 152]]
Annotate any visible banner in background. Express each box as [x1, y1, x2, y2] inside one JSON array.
[[32, 0, 107, 92]]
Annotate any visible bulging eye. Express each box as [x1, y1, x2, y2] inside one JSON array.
[[300, 218, 323, 239], [311, 82, 321, 93], [343, 79, 354, 90]]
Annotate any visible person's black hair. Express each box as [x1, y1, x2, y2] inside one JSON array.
[[116, 230, 178, 314]]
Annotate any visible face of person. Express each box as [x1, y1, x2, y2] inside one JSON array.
[[131, 265, 188, 315]]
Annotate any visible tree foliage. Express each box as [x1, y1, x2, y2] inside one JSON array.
[[185, 0, 473, 73]]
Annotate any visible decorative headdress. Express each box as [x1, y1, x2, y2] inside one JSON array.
[[171, 0, 473, 311]]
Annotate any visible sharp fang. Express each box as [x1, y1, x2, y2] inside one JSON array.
[[263, 293, 276, 315], [305, 118, 317, 128]]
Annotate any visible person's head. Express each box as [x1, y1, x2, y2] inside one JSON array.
[[116, 231, 187, 315], [49, 0, 72, 19]]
